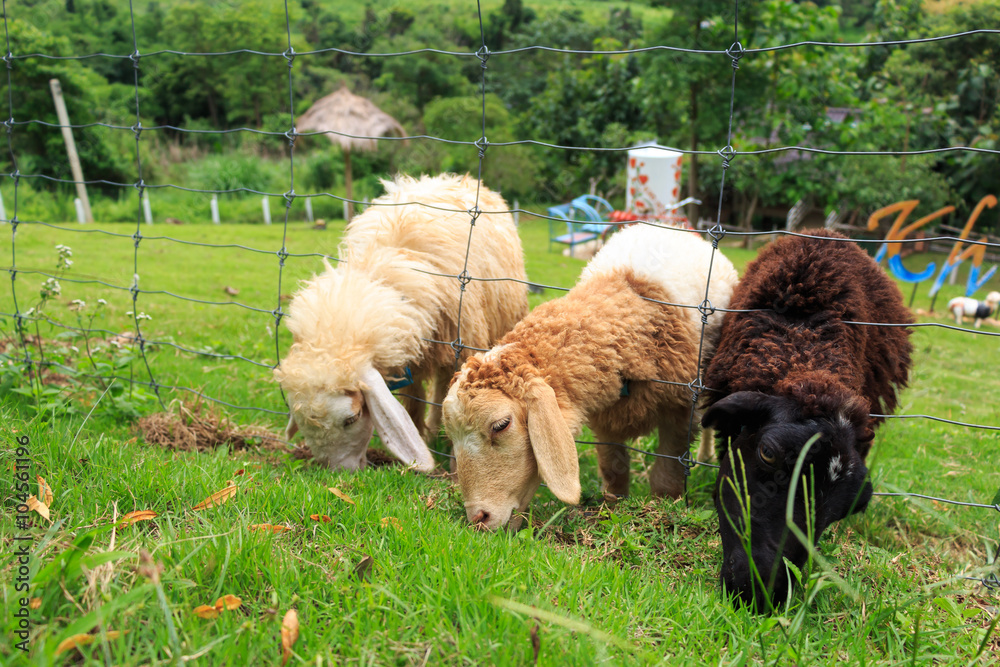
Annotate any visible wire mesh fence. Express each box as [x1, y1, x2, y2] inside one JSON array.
[[1, 0, 998, 590]]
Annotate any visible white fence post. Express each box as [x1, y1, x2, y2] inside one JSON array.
[[262, 197, 272, 225], [74, 198, 86, 223], [143, 191, 152, 225], [0, 190, 6, 223], [305, 197, 313, 222], [211, 195, 220, 224], [342, 200, 349, 222], [513, 199, 519, 226]]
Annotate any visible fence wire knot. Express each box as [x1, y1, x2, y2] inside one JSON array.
[[698, 299, 715, 319], [283, 190, 295, 207], [726, 42, 744, 69], [457, 270, 472, 290], [474, 136, 489, 158], [272, 306, 285, 320], [3, 51, 12, 68], [132, 231, 142, 249], [3, 117, 12, 131], [708, 223, 726, 246], [982, 572, 1000, 591], [134, 179, 146, 194], [450, 339, 465, 355], [283, 47, 295, 65], [678, 449, 692, 476], [129, 50, 141, 68], [276, 247, 289, 266], [686, 378, 705, 402], [475, 45, 490, 66], [717, 145, 736, 170], [284, 127, 297, 146], [468, 205, 482, 224]]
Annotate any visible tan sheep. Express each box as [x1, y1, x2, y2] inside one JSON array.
[[443, 224, 738, 530], [275, 173, 529, 471]]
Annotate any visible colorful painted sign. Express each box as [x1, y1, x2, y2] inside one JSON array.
[[867, 195, 997, 298]]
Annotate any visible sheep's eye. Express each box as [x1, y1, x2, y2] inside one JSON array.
[[344, 412, 361, 427], [758, 444, 778, 465], [491, 417, 511, 434]]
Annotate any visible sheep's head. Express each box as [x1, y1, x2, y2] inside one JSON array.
[[276, 361, 435, 472], [443, 353, 580, 531], [986, 291, 1000, 309], [702, 390, 873, 613], [284, 384, 373, 471]]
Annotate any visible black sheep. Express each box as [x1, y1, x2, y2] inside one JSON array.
[[702, 229, 913, 611]]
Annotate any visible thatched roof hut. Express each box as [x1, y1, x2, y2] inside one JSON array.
[[298, 87, 406, 219]]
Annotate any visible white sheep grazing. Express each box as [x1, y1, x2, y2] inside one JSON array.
[[442, 224, 738, 530], [274, 173, 529, 471], [947, 291, 1000, 328]]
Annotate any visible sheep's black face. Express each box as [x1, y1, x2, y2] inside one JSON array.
[[703, 391, 873, 613]]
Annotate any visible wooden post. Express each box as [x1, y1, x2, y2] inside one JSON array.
[[49, 79, 93, 223], [344, 149, 354, 221]]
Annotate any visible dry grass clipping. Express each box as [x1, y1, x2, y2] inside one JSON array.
[[137, 399, 402, 468], [137, 400, 281, 453]]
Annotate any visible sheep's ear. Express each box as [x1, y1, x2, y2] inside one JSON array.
[[359, 366, 436, 472], [701, 391, 784, 436], [525, 378, 580, 505], [285, 414, 299, 440]]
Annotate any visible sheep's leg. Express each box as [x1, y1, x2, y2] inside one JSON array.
[[696, 426, 716, 463], [593, 428, 631, 498], [650, 407, 693, 499], [401, 380, 427, 442], [424, 366, 451, 446]]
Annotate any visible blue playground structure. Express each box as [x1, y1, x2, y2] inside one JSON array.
[[547, 194, 615, 257]]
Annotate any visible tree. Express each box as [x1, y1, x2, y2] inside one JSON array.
[[0, 19, 132, 190]]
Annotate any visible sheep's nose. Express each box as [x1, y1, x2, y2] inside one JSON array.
[[471, 510, 490, 525]]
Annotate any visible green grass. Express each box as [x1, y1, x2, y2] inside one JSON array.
[[1, 220, 999, 665]]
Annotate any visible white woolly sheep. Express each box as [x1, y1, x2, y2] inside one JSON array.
[[442, 224, 738, 530], [947, 292, 1000, 328], [275, 173, 529, 471]]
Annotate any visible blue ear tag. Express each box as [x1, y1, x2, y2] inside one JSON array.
[[620, 379, 630, 397], [386, 367, 414, 391]]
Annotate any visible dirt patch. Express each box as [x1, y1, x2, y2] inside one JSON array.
[[137, 400, 286, 453]]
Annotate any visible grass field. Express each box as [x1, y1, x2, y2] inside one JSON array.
[[1, 217, 999, 665]]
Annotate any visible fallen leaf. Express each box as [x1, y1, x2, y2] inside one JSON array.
[[192, 484, 238, 511], [234, 468, 245, 476], [26, 495, 50, 521], [193, 605, 220, 619], [328, 487, 355, 505], [55, 631, 126, 654], [281, 609, 299, 666], [354, 555, 374, 580], [119, 510, 158, 526], [249, 523, 291, 534], [224, 285, 240, 296], [309, 514, 332, 523], [29, 598, 41, 610], [37, 476, 53, 506], [215, 594, 242, 611], [380, 517, 402, 532]]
